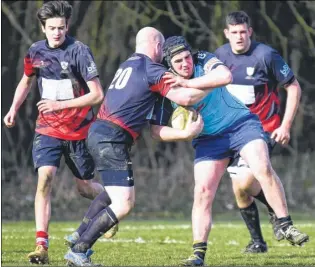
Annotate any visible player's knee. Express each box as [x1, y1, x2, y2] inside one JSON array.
[[111, 194, 135, 217], [194, 184, 214, 206], [253, 162, 273, 182], [36, 172, 54, 195]]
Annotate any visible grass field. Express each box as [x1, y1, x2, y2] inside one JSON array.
[[2, 219, 315, 266]]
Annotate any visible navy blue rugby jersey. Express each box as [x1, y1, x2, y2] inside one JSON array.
[[24, 35, 99, 140], [215, 41, 295, 133], [97, 53, 171, 140]]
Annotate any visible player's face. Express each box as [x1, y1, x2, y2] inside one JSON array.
[[42, 17, 68, 48], [170, 50, 194, 79], [224, 23, 252, 54]]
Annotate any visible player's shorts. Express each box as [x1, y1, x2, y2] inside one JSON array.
[[32, 133, 94, 180], [227, 131, 276, 178], [193, 114, 268, 164], [87, 119, 134, 187]]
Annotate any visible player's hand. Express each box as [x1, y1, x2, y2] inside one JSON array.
[[163, 72, 189, 88], [37, 99, 62, 113], [184, 112, 204, 139], [271, 126, 290, 145], [3, 109, 17, 128]]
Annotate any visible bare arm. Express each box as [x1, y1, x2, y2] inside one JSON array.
[[3, 74, 34, 127], [37, 77, 104, 113], [281, 79, 301, 130], [186, 65, 232, 89], [150, 112, 204, 141], [271, 79, 301, 145], [164, 65, 232, 90], [165, 86, 213, 106]]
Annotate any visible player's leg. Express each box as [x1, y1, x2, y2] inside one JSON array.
[[239, 128, 309, 246], [63, 138, 109, 247], [181, 136, 230, 266], [228, 161, 267, 253], [27, 133, 62, 264], [182, 158, 229, 266], [64, 122, 134, 265]]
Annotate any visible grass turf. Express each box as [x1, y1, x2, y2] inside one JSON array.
[[2, 219, 315, 266]]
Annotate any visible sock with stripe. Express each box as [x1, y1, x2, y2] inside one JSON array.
[[193, 241, 207, 261], [36, 231, 49, 250]]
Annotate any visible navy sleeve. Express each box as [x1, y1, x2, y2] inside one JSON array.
[[265, 50, 295, 86], [147, 62, 171, 96], [150, 95, 174, 126], [76, 45, 99, 81]]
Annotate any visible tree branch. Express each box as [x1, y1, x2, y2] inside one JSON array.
[[2, 1, 33, 46]]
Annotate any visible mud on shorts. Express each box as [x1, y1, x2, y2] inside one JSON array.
[[193, 114, 269, 166], [87, 119, 134, 187], [32, 133, 94, 180]]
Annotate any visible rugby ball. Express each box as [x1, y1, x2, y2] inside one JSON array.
[[170, 106, 197, 130]]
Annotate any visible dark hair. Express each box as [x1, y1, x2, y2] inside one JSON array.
[[225, 11, 251, 28], [37, 1, 72, 26], [162, 36, 192, 68]]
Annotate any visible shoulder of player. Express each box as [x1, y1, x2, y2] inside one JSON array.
[[214, 43, 231, 54], [193, 50, 217, 63], [28, 39, 46, 52], [252, 41, 278, 58]]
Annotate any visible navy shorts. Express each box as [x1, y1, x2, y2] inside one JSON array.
[[87, 120, 134, 187], [32, 133, 94, 180], [227, 131, 276, 176], [193, 114, 268, 164]]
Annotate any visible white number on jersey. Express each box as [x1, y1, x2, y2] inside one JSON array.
[[108, 67, 133, 90]]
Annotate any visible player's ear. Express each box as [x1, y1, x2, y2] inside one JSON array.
[[41, 24, 46, 34], [223, 28, 229, 39], [248, 27, 253, 37]]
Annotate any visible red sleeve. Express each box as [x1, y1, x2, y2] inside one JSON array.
[[24, 55, 34, 76], [150, 77, 171, 97]]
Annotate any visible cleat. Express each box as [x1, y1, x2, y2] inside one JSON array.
[[243, 240, 268, 253], [103, 223, 119, 239], [64, 249, 97, 266], [280, 225, 309, 246], [180, 254, 204, 266], [64, 232, 80, 248], [27, 245, 49, 264], [269, 213, 284, 241]]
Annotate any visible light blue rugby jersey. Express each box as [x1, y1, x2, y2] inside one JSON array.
[[172, 51, 251, 136]]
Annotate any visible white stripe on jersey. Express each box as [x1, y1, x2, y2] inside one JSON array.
[[41, 77, 74, 100], [226, 84, 255, 105]]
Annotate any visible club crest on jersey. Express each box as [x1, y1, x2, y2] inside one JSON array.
[[245, 67, 255, 79], [60, 61, 69, 70]]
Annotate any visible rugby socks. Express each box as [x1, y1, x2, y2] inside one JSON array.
[[76, 191, 112, 236], [240, 201, 264, 242], [193, 241, 207, 261], [36, 231, 49, 250], [72, 206, 118, 253], [254, 189, 274, 214]]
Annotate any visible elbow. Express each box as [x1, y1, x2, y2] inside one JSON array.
[[223, 70, 233, 85], [95, 91, 104, 105]]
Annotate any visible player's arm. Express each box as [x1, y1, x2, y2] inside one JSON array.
[[4, 51, 35, 128], [151, 114, 203, 141], [165, 85, 213, 106], [149, 63, 211, 106], [268, 50, 301, 145], [149, 96, 203, 141], [163, 57, 233, 89], [281, 78, 301, 133]]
